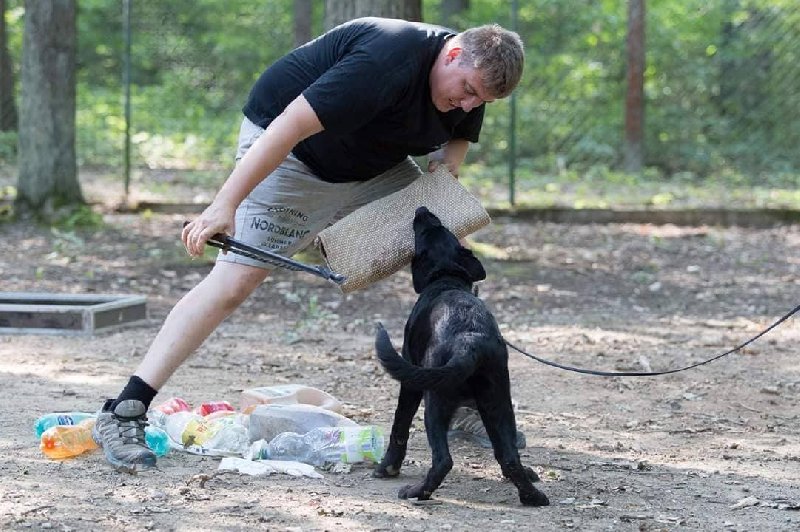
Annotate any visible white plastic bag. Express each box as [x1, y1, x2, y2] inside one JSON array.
[[218, 456, 323, 479]]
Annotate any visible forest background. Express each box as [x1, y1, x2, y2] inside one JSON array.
[[1, 0, 799, 213]]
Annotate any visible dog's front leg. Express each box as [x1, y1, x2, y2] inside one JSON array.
[[374, 385, 423, 478], [398, 393, 457, 501]]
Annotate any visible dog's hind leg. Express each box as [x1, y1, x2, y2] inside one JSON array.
[[398, 392, 458, 501], [374, 385, 423, 478], [474, 389, 550, 507]]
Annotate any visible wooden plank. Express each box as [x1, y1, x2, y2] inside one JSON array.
[[0, 292, 147, 336]]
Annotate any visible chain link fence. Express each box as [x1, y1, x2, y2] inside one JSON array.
[[506, 0, 800, 181], [52, 0, 800, 202]]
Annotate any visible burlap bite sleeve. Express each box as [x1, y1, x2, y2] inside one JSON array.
[[314, 166, 490, 293]]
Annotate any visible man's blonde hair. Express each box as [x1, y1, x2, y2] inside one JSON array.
[[458, 24, 524, 99]]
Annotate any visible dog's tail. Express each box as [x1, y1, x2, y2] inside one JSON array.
[[374, 323, 478, 391]]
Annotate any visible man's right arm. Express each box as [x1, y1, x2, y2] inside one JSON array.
[[427, 139, 471, 178], [182, 95, 323, 257]]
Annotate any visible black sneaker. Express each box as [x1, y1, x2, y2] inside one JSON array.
[[93, 399, 156, 473], [448, 406, 527, 449]]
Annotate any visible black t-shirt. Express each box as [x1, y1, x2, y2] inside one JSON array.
[[242, 17, 485, 183]]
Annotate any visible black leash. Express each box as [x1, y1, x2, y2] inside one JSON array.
[[184, 222, 346, 285], [505, 303, 800, 377]]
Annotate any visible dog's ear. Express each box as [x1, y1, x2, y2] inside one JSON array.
[[457, 247, 486, 282], [411, 253, 431, 293]]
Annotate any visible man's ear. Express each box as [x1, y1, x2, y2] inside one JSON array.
[[458, 247, 486, 283]]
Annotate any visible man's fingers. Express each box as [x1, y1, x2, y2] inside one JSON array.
[[181, 214, 234, 257], [427, 159, 459, 178], [181, 222, 195, 255], [193, 228, 211, 256], [441, 162, 459, 178], [181, 221, 209, 257]]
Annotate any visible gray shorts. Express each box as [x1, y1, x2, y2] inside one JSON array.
[[218, 116, 422, 269]]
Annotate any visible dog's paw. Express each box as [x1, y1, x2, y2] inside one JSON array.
[[373, 463, 401, 478], [524, 466, 540, 483], [520, 489, 550, 507], [398, 483, 430, 500], [503, 464, 540, 482]]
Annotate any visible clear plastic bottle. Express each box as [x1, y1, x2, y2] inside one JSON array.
[[164, 411, 249, 456], [40, 418, 98, 459], [34, 412, 95, 439], [164, 411, 206, 445], [241, 384, 343, 413], [248, 403, 358, 443], [247, 425, 385, 467]]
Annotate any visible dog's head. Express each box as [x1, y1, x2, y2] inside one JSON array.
[[411, 206, 486, 293]]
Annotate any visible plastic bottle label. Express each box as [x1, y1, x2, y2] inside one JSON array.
[[181, 418, 222, 446], [195, 401, 235, 417], [331, 427, 384, 464], [56, 414, 79, 426], [154, 397, 191, 415]]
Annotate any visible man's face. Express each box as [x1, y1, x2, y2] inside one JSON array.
[[430, 48, 496, 113]]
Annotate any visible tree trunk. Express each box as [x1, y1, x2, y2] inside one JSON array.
[[324, 0, 422, 31], [17, 0, 82, 212], [441, 0, 469, 30], [294, 0, 313, 47], [623, 0, 645, 173], [0, 0, 18, 131]]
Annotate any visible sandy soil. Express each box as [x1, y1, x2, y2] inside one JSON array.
[[1, 210, 799, 531]]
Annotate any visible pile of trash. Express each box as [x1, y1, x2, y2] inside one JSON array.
[[35, 384, 385, 477]]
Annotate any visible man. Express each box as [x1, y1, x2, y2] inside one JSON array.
[[93, 17, 524, 472]]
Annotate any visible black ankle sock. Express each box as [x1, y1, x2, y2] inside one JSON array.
[[111, 375, 158, 411]]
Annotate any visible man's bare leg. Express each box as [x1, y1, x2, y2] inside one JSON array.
[[135, 260, 270, 389]]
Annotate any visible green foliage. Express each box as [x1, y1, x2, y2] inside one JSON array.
[[51, 204, 104, 230], [0, 131, 17, 163], [455, 0, 800, 181], [464, 160, 800, 210], [74, 0, 295, 169], [6, 0, 800, 193]]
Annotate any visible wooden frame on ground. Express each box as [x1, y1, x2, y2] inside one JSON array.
[[0, 292, 147, 336]]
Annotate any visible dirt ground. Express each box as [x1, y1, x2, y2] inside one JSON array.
[[1, 207, 799, 531]]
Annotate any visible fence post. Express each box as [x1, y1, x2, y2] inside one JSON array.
[[508, 0, 518, 206], [623, 0, 645, 173], [122, 0, 131, 198]]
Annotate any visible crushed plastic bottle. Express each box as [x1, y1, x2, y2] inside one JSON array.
[[241, 384, 343, 413], [155, 397, 191, 414], [34, 412, 95, 439], [40, 418, 98, 459], [149, 397, 191, 429], [248, 403, 358, 443], [247, 425, 384, 467], [164, 411, 249, 456]]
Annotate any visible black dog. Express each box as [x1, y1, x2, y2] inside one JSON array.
[[373, 206, 549, 507]]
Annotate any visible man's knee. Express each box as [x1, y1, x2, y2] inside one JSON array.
[[205, 262, 269, 307]]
